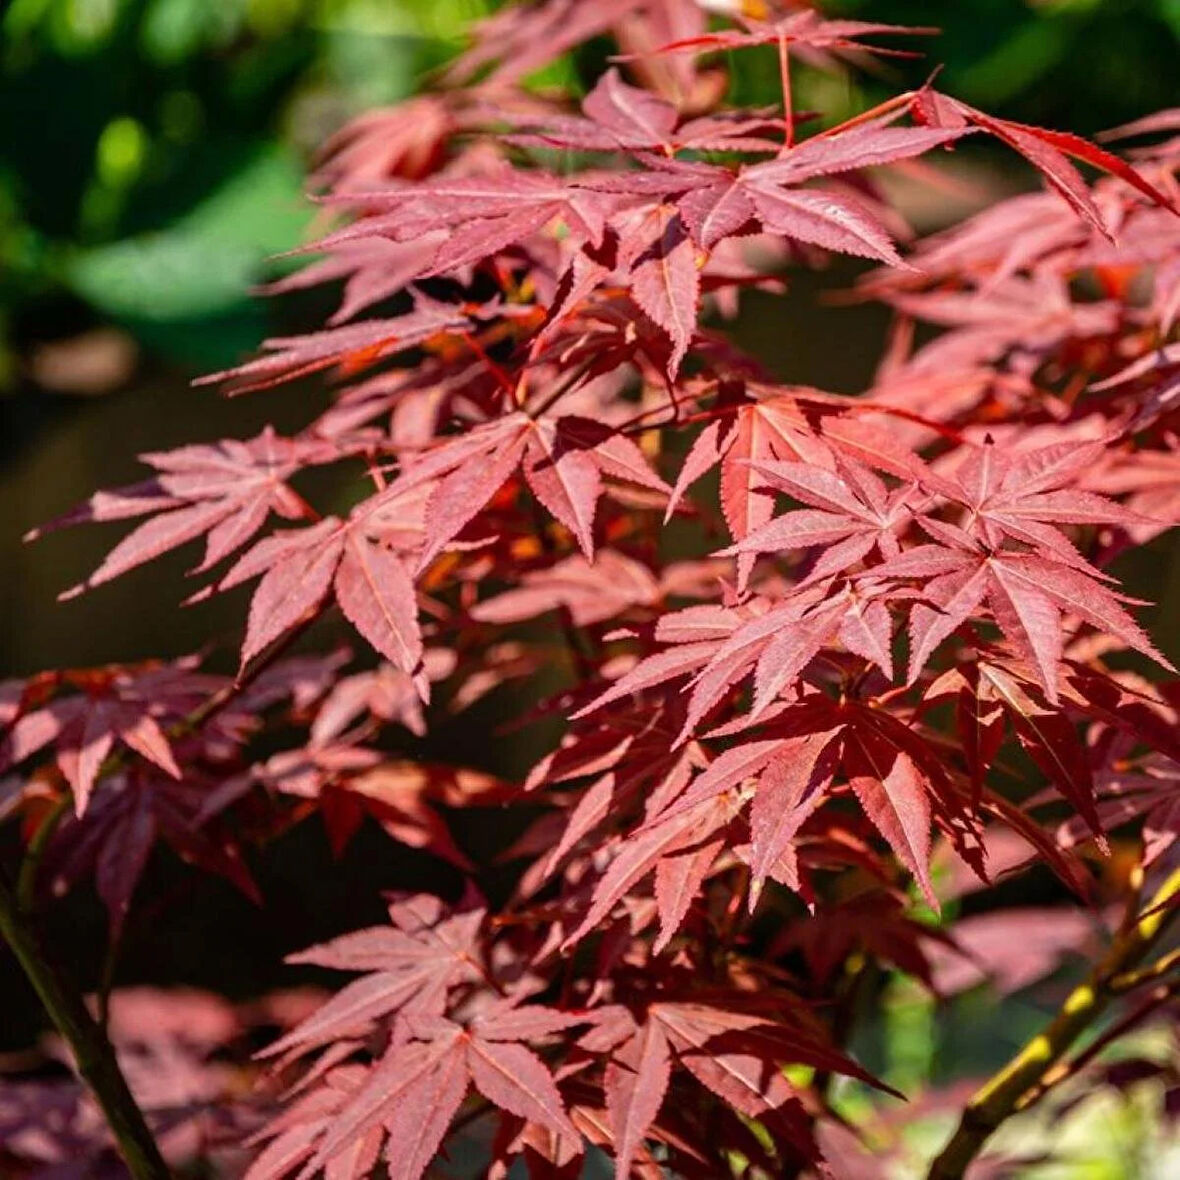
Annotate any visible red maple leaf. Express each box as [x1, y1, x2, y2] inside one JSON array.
[[0, 662, 216, 813], [31, 429, 329, 597]]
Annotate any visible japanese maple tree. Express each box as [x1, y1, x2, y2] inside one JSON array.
[[3, 2, 1180, 1179]]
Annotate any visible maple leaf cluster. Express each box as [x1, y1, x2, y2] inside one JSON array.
[[6, 2, 1180, 1178]]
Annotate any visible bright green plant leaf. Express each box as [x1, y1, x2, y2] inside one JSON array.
[[67, 146, 307, 321]]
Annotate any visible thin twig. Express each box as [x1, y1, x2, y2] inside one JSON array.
[[1109, 946, 1180, 994]]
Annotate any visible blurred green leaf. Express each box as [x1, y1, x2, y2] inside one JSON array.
[[140, 0, 225, 64], [67, 146, 307, 321], [955, 20, 1070, 107]]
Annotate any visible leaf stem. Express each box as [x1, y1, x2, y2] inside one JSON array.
[[926, 866, 1180, 1180], [777, 33, 794, 151], [0, 870, 169, 1179]]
